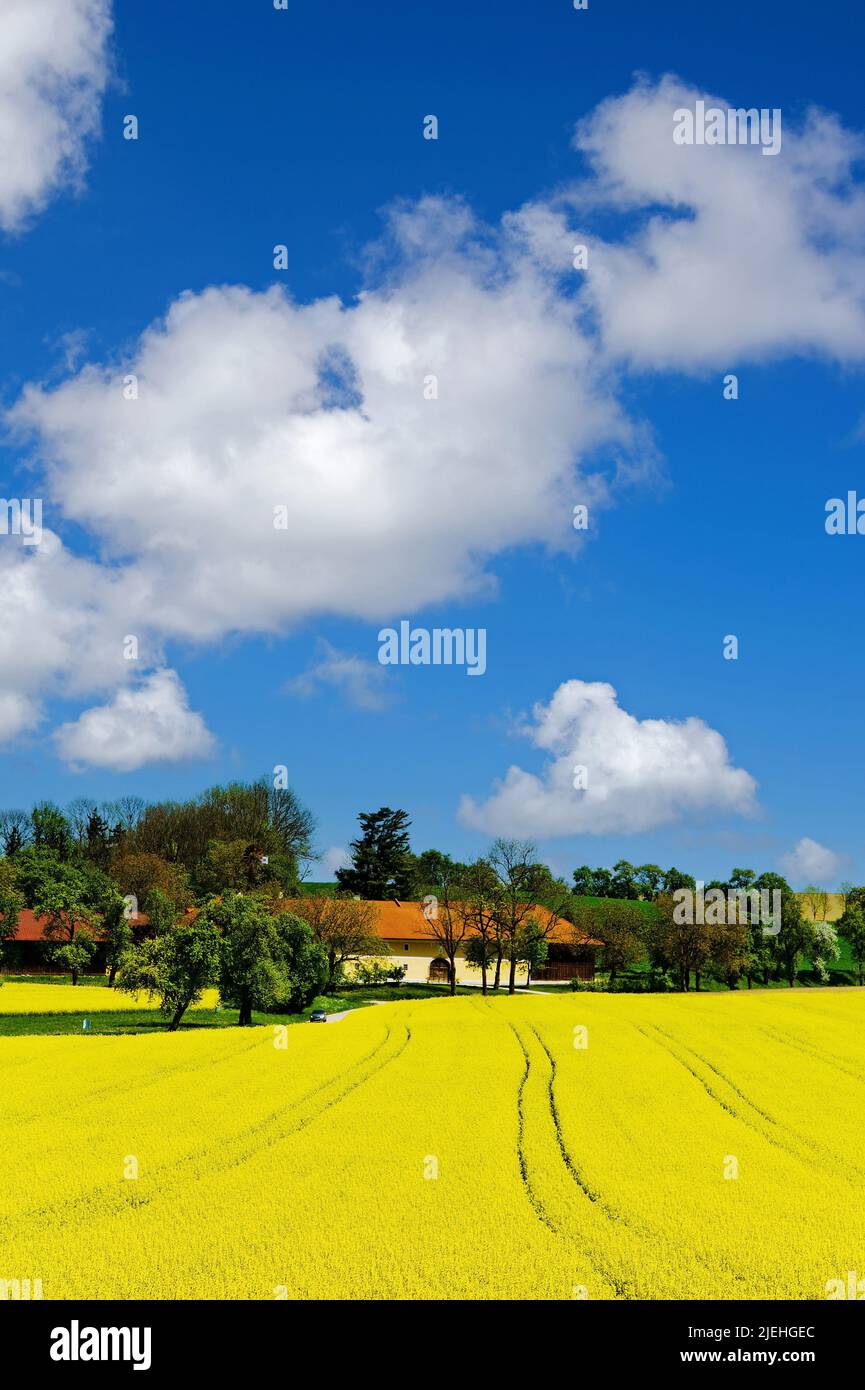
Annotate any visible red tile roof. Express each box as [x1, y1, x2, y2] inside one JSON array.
[[5, 902, 601, 948], [9, 910, 69, 942], [290, 898, 602, 946], [3, 909, 149, 943]]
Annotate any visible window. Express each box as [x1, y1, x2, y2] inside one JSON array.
[[404, 944, 410, 952]]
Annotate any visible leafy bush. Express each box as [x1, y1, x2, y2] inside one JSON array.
[[347, 959, 408, 987], [571, 974, 671, 994]]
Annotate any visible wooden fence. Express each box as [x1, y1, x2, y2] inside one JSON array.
[[531, 960, 594, 982]]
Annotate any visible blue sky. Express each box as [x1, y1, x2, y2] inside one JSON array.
[[1, 0, 864, 887]]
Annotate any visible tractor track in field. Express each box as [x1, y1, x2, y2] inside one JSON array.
[[484, 1003, 631, 1297], [642, 1019, 865, 1182], [524, 1019, 749, 1296], [503, 1018, 558, 1234], [649, 1023, 778, 1122], [633, 1021, 790, 1150], [8, 1032, 269, 1130], [751, 1021, 865, 1088], [10, 1019, 413, 1233], [527, 1024, 603, 1207], [632, 1021, 861, 1182]]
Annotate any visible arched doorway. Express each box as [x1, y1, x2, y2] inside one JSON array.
[[428, 957, 450, 984]]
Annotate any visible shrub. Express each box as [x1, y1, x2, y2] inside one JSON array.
[[347, 960, 408, 987], [571, 974, 671, 994]]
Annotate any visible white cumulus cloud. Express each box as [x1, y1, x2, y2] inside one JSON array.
[[3, 205, 636, 742], [780, 837, 842, 886], [6, 78, 865, 759], [54, 668, 216, 772], [564, 75, 865, 369], [0, 0, 113, 232], [0, 689, 41, 741], [458, 679, 758, 836], [286, 640, 393, 711]]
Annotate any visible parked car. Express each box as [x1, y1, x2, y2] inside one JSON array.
[[309, 1009, 327, 1023]]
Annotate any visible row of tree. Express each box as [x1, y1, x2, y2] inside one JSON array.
[[0, 779, 316, 904], [571, 876, 865, 989], [0, 824, 567, 1002], [3, 790, 863, 1002], [572, 861, 741, 900], [0, 844, 405, 1017]]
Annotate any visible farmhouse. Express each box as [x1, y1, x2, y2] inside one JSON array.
[[358, 899, 600, 985], [2, 900, 598, 985], [0, 909, 150, 975], [4, 892, 841, 984]]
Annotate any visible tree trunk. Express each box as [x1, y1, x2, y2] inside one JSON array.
[[169, 1003, 186, 1031], [493, 951, 502, 991], [238, 997, 253, 1026], [508, 956, 517, 995], [72, 967, 79, 987], [108, 961, 117, 988], [481, 959, 488, 996], [695, 970, 701, 992], [449, 957, 456, 996]]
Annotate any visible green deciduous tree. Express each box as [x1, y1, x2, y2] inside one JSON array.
[[708, 918, 750, 990], [591, 866, 613, 897], [413, 849, 468, 894], [635, 864, 663, 899], [118, 916, 220, 1030], [14, 846, 71, 907], [839, 897, 865, 985], [514, 919, 549, 987], [102, 897, 133, 988], [0, 859, 24, 971], [271, 911, 330, 1012], [142, 886, 179, 936], [662, 866, 696, 895], [647, 893, 713, 992], [573, 899, 643, 984], [610, 860, 640, 900], [31, 863, 98, 985], [207, 894, 328, 1024], [116, 778, 314, 887], [755, 873, 806, 987], [572, 865, 595, 897]]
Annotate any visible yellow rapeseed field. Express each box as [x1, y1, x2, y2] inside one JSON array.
[[2, 987, 864, 1299], [0, 983, 218, 1014]]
